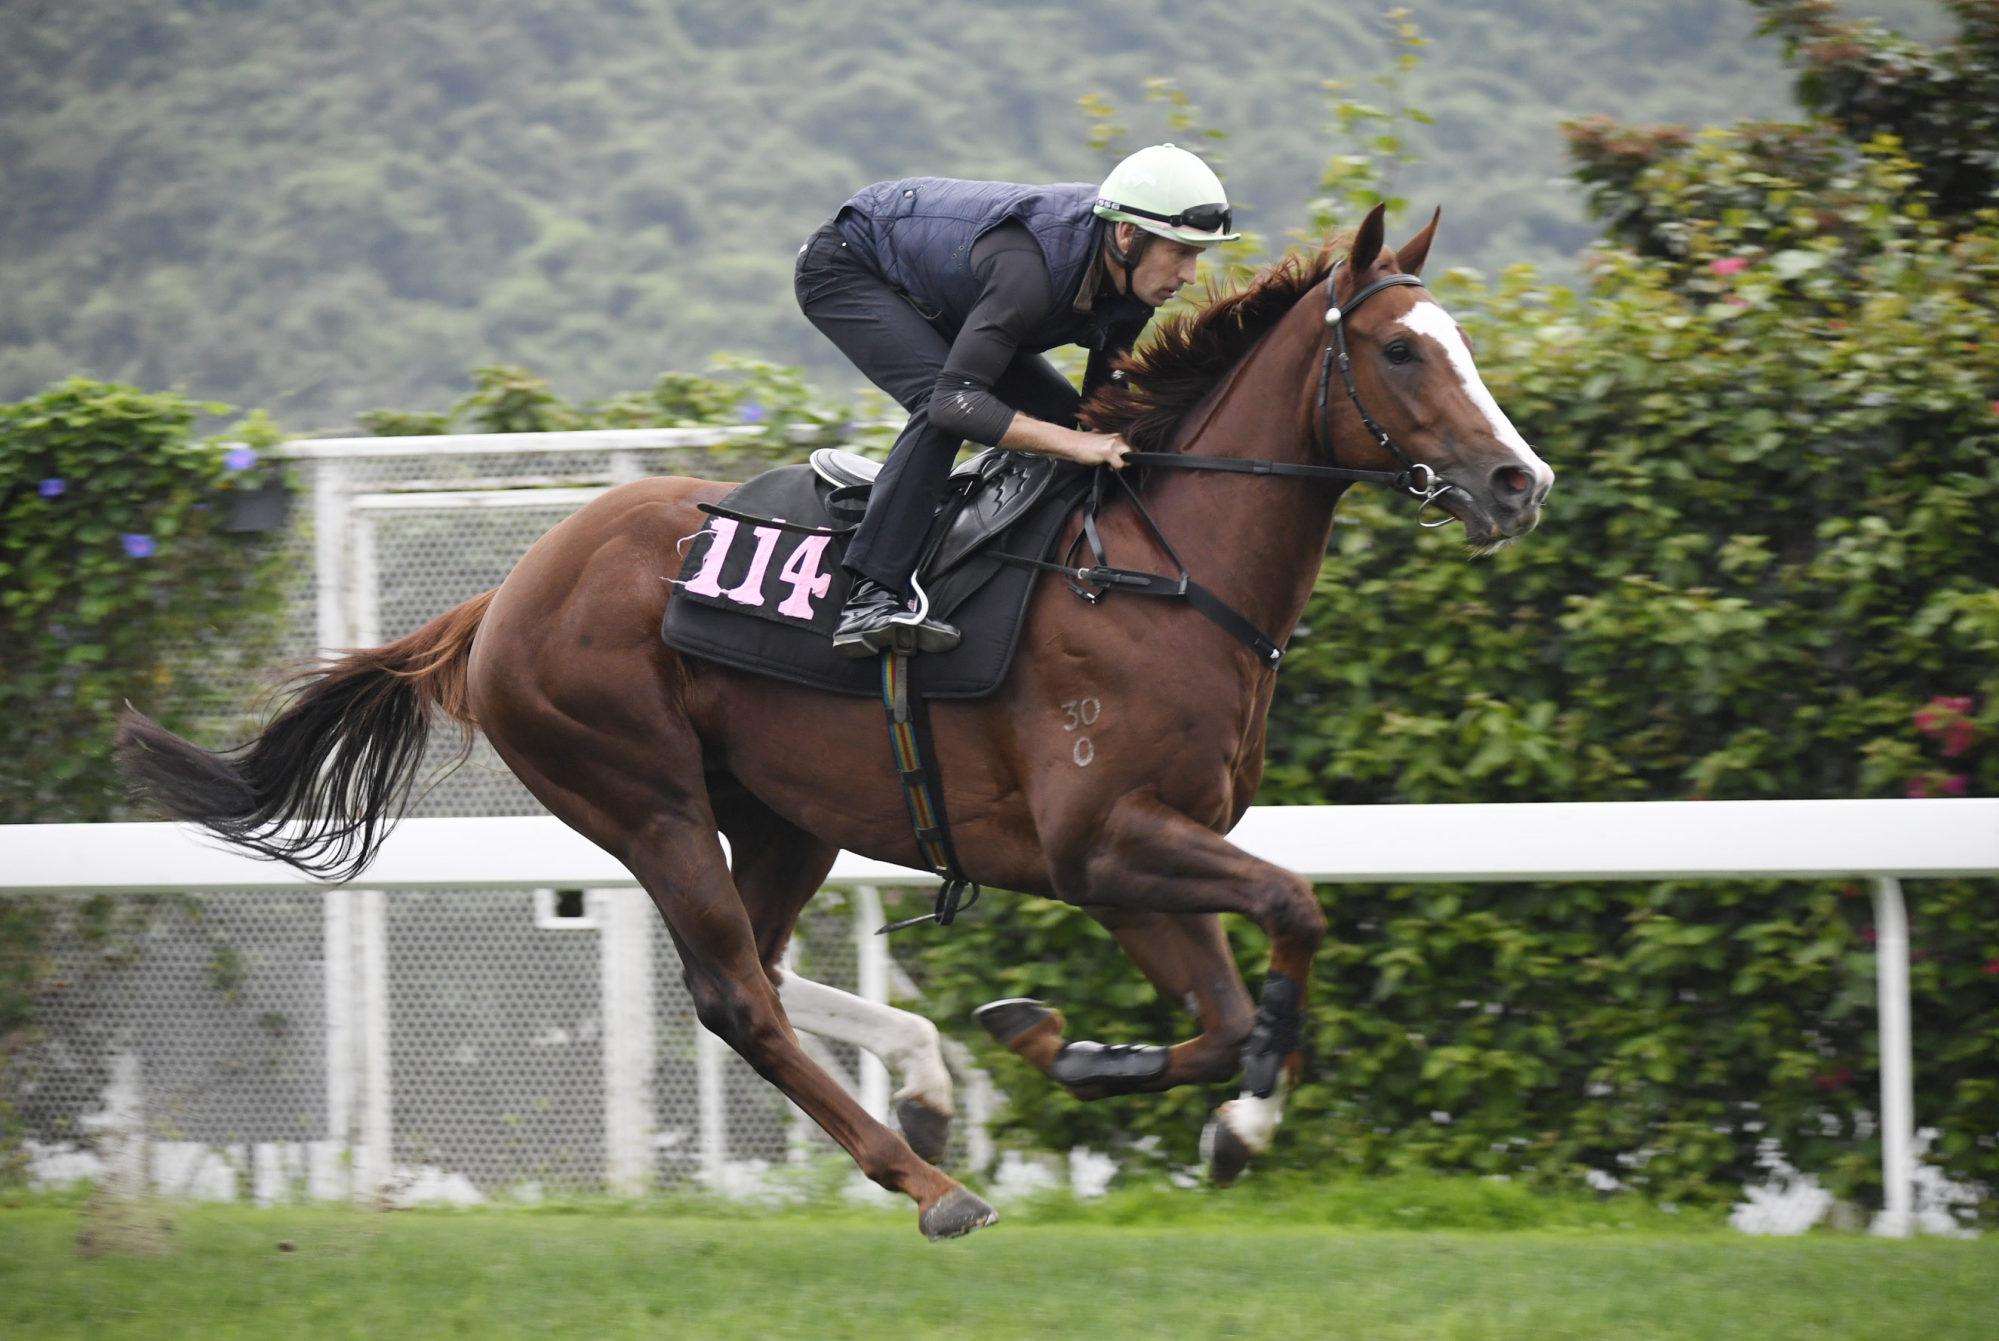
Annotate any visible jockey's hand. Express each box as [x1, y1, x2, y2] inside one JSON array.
[[1070, 432, 1131, 470], [998, 416, 1131, 469]]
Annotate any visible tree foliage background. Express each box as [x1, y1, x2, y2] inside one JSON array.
[[0, 0, 1949, 433]]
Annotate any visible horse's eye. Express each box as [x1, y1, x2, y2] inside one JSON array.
[[1385, 341, 1415, 365]]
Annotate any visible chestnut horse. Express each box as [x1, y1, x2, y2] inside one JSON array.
[[120, 206, 1551, 1238]]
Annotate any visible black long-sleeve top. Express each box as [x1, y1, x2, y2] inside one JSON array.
[[927, 222, 1154, 445]]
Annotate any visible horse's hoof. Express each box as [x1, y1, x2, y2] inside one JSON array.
[[919, 1186, 998, 1241], [896, 1096, 952, 1164], [973, 998, 1056, 1046], [1201, 1116, 1252, 1188]]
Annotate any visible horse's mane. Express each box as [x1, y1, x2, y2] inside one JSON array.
[[1079, 242, 1336, 451]]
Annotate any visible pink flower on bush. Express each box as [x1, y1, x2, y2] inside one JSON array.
[[1942, 775, 1969, 796], [1710, 257, 1750, 277], [1914, 695, 1981, 757], [1983, 960, 1999, 976]]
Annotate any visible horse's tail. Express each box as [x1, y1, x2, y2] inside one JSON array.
[[117, 589, 496, 882]]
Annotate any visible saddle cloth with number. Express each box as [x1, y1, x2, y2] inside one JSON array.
[[661, 448, 1091, 698]]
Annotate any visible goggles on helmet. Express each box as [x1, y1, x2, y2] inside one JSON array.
[[1098, 200, 1234, 235]]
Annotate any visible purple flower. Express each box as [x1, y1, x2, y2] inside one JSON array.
[[223, 447, 259, 471], [738, 402, 767, 424], [39, 478, 65, 498], [122, 533, 156, 559]]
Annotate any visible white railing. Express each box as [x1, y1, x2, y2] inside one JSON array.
[[7, 797, 1995, 1231]]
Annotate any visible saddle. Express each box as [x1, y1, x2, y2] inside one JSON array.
[[661, 447, 1092, 698]]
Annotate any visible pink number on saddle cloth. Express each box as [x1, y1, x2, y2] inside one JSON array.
[[681, 517, 738, 598], [775, 535, 834, 618], [723, 526, 783, 606]]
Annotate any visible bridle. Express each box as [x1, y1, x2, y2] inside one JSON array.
[[1317, 267, 1456, 525], [1127, 262, 1453, 522], [1005, 262, 1459, 672]]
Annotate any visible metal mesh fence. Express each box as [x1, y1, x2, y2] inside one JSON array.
[[7, 433, 975, 1203], [9, 886, 889, 1203]]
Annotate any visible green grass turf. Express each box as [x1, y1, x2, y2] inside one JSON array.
[[0, 1198, 1991, 1340]]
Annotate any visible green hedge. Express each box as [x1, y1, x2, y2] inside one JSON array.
[[0, 379, 293, 824]]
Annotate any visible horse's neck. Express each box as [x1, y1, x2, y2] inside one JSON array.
[[1140, 301, 1339, 644]]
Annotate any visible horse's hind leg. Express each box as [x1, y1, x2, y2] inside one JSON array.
[[494, 741, 990, 1238], [634, 817, 992, 1236], [976, 909, 1253, 1102], [713, 779, 956, 1162]]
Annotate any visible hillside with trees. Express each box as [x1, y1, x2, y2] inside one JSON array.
[[0, 0, 1947, 432]]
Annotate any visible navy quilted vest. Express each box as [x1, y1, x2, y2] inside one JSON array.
[[836, 177, 1106, 348]]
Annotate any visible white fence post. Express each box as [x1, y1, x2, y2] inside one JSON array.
[[851, 885, 892, 1121], [322, 886, 391, 1203], [696, 1024, 727, 1188], [312, 457, 351, 655], [598, 888, 656, 1197], [356, 887, 392, 1202], [322, 889, 354, 1197], [1871, 877, 1915, 1236]]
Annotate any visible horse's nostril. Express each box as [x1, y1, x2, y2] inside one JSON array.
[[1495, 466, 1530, 496]]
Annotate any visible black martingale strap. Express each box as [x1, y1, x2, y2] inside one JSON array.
[[877, 650, 981, 934], [997, 467, 1290, 669]]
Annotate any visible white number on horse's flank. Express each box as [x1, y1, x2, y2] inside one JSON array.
[[1060, 698, 1102, 766], [1060, 698, 1101, 732]]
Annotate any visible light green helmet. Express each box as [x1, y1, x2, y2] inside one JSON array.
[[1093, 144, 1241, 248]]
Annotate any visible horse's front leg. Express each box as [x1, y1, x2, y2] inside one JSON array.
[[1012, 792, 1325, 1184], [976, 908, 1254, 1100]]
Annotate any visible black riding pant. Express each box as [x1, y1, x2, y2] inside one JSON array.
[[794, 220, 1080, 591]]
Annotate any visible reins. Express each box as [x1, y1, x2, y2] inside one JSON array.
[[1001, 264, 1450, 672]]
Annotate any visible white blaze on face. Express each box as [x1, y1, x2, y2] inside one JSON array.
[[1395, 300, 1554, 493]]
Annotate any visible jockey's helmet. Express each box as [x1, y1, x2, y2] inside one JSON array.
[[1093, 144, 1241, 248]]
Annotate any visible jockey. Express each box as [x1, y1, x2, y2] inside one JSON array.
[[795, 143, 1240, 656]]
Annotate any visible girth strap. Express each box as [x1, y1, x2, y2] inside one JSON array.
[[876, 650, 981, 934]]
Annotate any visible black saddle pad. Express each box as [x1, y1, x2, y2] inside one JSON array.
[[662, 457, 1090, 698]]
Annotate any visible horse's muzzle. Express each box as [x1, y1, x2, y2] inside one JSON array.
[[1444, 460, 1551, 544]]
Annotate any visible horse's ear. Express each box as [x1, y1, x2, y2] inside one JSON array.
[[1348, 203, 1387, 276], [1395, 207, 1442, 278]]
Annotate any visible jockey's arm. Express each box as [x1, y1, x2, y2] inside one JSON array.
[[929, 226, 1131, 471]]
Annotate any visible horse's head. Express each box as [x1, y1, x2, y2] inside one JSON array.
[[1322, 204, 1554, 547]]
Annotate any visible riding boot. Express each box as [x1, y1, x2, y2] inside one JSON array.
[[832, 577, 961, 658]]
